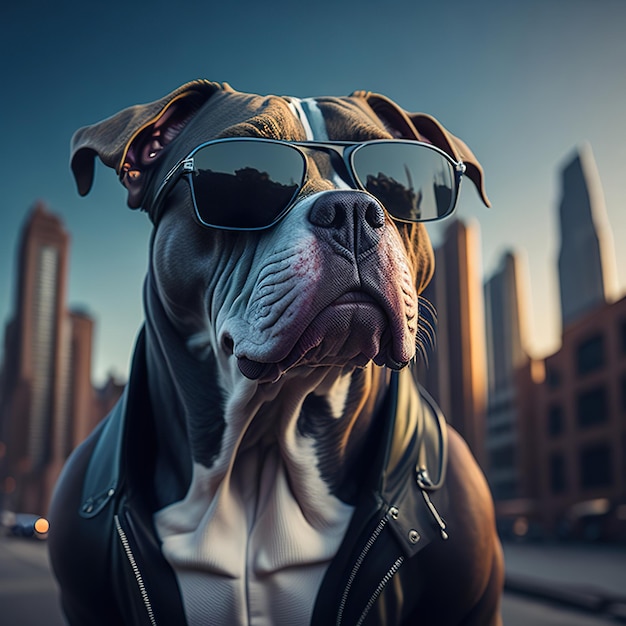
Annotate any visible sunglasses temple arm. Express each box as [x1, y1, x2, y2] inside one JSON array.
[[155, 158, 194, 205], [453, 163, 465, 211]]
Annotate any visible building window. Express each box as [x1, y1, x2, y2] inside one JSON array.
[[546, 366, 561, 389], [492, 479, 518, 501], [576, 333, 605, 376], [577, 386, 608, 428], [579, 443, 612, 489], [550, 453, 566, 494], [488, 421, 514, 437], [490, 444, 516, 470], [548, 404, 564, 437], [623, 434, 626, 489]]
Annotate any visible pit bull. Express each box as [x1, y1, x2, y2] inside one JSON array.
[[48, 80, 504, 625]]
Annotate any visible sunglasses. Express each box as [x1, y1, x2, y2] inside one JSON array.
[[152, 138, 466, 230]]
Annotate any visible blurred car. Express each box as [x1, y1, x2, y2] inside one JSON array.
[[1, 511, 49, 540]]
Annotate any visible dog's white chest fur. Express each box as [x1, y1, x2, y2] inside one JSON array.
[[154, 383, 355, 626]]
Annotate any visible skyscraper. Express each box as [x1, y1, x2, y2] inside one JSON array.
[[484, 252, 528, 394], [0, 202, 96, 514], [483, 251, 531, 500], [420, 219, 487, 466], [558, 143, 618, 328]]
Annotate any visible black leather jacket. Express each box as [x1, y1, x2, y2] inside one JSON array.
[[48, 329, 459, 626]]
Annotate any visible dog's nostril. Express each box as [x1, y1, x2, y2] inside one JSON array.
[[309, 201, 344, 228], [365, 201, 385, 228], [330, 203, 347, 228], [222, 335, 234, 355]]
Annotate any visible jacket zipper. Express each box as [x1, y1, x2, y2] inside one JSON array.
[[114, 514, 157, 626], [336, 509, 404, 626], [355, 555, 405, 626]]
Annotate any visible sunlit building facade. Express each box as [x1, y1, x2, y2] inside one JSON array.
[[420, 219, 488, 467]]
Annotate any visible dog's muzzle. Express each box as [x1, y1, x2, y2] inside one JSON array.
[[227, 189, 419, 383]]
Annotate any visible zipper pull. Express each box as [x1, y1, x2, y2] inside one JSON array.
[[416, 467, 449, 540]]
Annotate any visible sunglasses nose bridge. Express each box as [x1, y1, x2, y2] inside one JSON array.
[[298, 145, 353, 192]]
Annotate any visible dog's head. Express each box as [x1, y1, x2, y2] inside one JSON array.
[[71, 80, 488, 386]]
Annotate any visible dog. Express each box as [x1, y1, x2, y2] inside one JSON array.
[[48, 80, 504, 625]]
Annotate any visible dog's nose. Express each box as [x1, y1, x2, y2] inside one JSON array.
[[308, 191, 386, 256]]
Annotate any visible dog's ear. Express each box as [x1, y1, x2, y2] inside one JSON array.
[[70, 80, 226, 208], [353, 91, 491, 208]]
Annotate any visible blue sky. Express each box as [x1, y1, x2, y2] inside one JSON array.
[[2, 0, 625, 384]]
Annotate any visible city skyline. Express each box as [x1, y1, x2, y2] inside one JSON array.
[[0, 204, 89, 514], [2, 1, 626, 384], [0, 203, 124, 515]]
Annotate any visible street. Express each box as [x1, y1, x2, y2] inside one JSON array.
[[0, 535, 624, 625], [0, 535, 65, 626], [502, 594, 618, 626]]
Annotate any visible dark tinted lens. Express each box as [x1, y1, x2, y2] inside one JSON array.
[[190, 141, 305, 229], [352, 143, 456, 222]]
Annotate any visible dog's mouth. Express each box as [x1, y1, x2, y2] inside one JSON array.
[[231, 291, 414, 383]]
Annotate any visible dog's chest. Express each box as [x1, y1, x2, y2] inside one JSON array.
[[154, 413, 355, 626]]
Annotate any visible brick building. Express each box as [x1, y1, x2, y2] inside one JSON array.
[[525, 295, 626, 540]]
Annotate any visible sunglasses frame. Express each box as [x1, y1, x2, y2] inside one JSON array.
[[152, 137, 466, 230]]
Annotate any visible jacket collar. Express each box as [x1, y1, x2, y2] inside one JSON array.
[[80, 325, 448, 550]]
